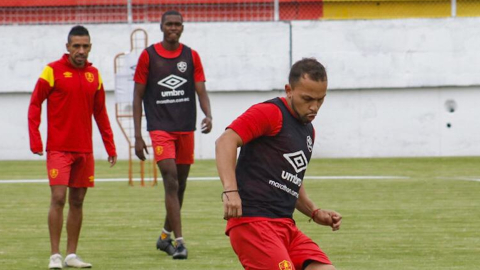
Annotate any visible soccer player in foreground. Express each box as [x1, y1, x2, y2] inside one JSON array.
[[28, 25, 117, 269], [216, 58, 342, 270], [133, 10, 212, 259]]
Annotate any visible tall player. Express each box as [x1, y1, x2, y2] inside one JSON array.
[[216, 58, 341, 270], [132, 10, 212, 260], [28, 25, 117, 269]]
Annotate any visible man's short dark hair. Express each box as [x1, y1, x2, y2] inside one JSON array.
[[68, 25, 90, 43], [289, 58, 327, 88], [161, 10, 183, 26]]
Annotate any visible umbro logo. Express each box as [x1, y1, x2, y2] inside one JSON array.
[[158, 75, 187, 90], [283, 150, 308, 173]]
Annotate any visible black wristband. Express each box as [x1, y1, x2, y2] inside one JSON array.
[[221, 190, 239, 202]]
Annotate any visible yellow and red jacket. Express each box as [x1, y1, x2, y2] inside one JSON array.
[[28, 54, 116, 156]]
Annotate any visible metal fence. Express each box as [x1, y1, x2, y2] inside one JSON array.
[[0, 0, 479, 24]]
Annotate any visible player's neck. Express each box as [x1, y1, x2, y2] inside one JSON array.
[[161, 41, 180, 51]]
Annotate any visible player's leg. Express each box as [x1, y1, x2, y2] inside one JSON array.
[[163, 163, 189, 231], [47, 151, 73, 256], [288, 223, 334, 270], [174, 132, 194, 212], [49, 185, 68, 255], [229, 221, 294, 270], [47, 151, 73, 269], [157, 159, 182, 238], [158, 159, 188, 259], [176, 164, 190, 208], [63, 153, 94, 268], [150, 131, 183, 256], [66, 187, 88, 255]]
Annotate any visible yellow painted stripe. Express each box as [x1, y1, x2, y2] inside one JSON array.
[[458, 1, 480, 17], [323, 1, 452, 19], [39, 66, 54, 87], [98, 71, 103, 90]]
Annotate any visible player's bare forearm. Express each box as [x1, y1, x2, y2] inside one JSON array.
[[133, 83, 146, 138], [216, 129, 244, 218], [195, 81, 213, 133], [296, 185, 343, 230], [133, 83, 148, 160], [296, 185, 318, 217], [215, 129, 242, 190]]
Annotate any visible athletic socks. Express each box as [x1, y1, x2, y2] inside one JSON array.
[[161, 229, 171, 240], [175, 237, 185, 245]]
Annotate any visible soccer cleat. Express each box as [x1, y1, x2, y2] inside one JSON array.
[[49, 254, 63, 269], [63, 255, 92, 268], [172, 243, 188, 260], [156, 235, 175, 256]]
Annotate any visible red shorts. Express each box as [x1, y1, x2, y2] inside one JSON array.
[[228, 219, 332, 270], [46, 151, 95, 188], [149, 130, 194, 164]]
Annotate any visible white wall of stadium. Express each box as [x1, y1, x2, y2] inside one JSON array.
[[1, 17, 479, 160]]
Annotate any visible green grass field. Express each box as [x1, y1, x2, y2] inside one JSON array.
[[1, 157, 479, 270]]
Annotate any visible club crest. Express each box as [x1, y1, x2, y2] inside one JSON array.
[[307, 135, 313, 152], [49, 169, 58, 179], [177, 61, 187, 73], [85, 72, 95, 83], [278, 260, 293, 270]]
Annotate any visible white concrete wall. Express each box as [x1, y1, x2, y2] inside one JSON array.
[[3, 85, 480, 160], [1, 17, 480, 160]]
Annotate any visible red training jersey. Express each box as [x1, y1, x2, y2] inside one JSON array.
[[28, 54, 116, 156], [225, 97, 316, 234], [134, 42, 205, 85], [228, 97, 315, 144]]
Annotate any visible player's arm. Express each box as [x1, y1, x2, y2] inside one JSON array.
[[195, 81, 212, 134], [192, 50, 212, 134], [28, 66, 54, 156], [216, 102, 282, 220], [132, 50, 149, 161], [133, 82, 148, 161], [296, 185, 342, 231], [215, 129, 243, 219], [93, 73, 117, 167]]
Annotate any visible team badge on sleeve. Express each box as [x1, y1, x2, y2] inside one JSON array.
[[177, 61, 187, 73], [278, 260, 293, 270]]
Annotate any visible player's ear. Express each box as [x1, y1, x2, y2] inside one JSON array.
[[285, 84, 293, 99]]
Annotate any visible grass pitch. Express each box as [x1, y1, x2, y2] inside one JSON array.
[[0, 157, 479, 270]]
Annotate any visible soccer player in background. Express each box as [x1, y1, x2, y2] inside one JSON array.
[[216, 58, 342, 270], [132, 10, 213, 260], [28, 25, 117, 269]]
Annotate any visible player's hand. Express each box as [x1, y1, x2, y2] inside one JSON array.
[[222, 190, 242, 220], [33, 151, 44, 156], [201, 116, 212, 134], [108, 156, 117, 167], [313, 209, 342, 231], [134, 137, 149, 161]]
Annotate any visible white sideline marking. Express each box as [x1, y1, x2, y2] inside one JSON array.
[[438, 177, 480, 182], [0, 176, 409, 184]]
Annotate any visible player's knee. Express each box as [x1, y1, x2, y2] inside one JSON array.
[[69, 198, 84, 209], [50, 195, 66, 208], [178, 182, 187, 194], [163, 177, 179, 193]]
